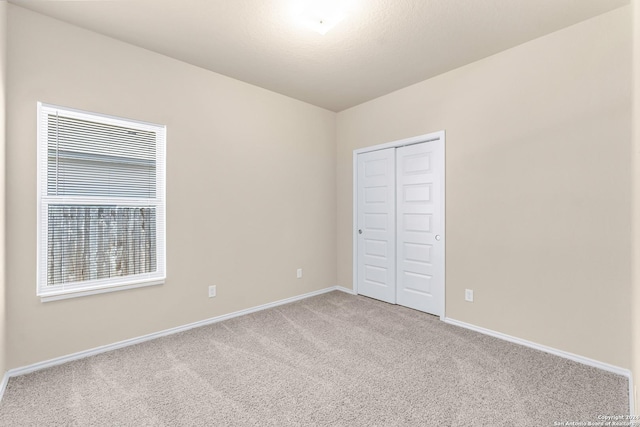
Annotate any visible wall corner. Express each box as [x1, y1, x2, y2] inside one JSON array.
[[0, 0, 7, 382], [0, 0, 7, 381], [632, 0, 640, 415]]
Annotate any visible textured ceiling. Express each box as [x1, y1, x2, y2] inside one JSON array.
[[9, 0, 629, 111]]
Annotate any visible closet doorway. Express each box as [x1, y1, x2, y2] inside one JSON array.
[[353, 131, 445, 317]]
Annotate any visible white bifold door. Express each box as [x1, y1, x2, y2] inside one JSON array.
[[356, 148, 396, 304], [356, 139, 444, 316]]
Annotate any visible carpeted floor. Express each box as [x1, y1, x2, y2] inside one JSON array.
[[0, 291, 629, 426]]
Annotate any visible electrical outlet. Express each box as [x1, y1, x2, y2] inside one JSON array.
[[296, 268, 303, 279], [208, 285, 216, 298], [465, 289, 474, 302]]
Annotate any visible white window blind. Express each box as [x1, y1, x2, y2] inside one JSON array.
[[37, 103, 166, 300]]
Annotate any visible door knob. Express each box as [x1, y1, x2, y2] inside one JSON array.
[[358, 229, 363, 234], [435, 235, 441, 241]]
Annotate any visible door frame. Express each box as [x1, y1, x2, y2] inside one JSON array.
[[352, 130, 446, 320]]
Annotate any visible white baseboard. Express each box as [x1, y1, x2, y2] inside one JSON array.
[[0, 286, 343, 402], [443, 317, 635, 415], [0, 371, 8, 403], [335, 285, 356, 295]]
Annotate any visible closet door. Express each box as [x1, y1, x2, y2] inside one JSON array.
[[356, 148, 396, 304], [396, 142, 444, 316]]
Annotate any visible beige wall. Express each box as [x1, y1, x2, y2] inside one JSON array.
[[633, 0, 640, 411], [6, 5, 336, 369], [0, 0, 6, 376], [337, 7, 632, 368]]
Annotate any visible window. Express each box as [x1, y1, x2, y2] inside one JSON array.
[[37, 103, 166, 301]]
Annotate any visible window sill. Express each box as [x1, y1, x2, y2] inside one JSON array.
[[39, 279, 164, 303]]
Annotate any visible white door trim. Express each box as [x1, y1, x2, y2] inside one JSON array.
[[352, 130, 446, 320]]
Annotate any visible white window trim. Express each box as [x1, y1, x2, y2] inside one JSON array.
[[36, 102, 167, 302]]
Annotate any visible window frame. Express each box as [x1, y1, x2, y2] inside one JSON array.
[[36, 102, 167, 302]]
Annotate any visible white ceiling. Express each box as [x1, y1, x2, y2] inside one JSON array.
[[9, 0, 629, 112]]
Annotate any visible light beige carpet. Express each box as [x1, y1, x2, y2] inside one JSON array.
[[0, 291, 629, 426]]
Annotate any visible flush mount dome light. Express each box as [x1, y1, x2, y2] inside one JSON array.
[[292, 0, 353, 35]]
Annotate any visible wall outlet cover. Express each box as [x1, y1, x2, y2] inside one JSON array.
[[465, 289, 474, 302]]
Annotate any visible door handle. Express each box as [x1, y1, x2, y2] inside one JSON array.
[[435, 235, 441, 241], [358, 229, 363, 235]]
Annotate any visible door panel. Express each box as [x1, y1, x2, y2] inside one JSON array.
[[396, 142, 443, 315], [357, 148, 396, 303]]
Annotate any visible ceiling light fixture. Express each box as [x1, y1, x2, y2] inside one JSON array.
[[292, 0, 353, 35]]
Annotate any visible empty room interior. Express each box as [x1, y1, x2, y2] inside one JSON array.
[[1, 0, 640, 424]]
